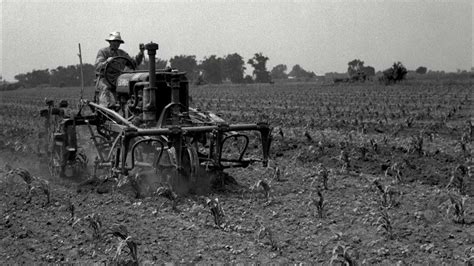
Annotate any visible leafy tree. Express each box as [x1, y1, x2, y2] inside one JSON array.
[[381, 62, 408, 85], [31, 69, 50, 86], [14, 73, 27, 84], [415, 66, 427, 74], [288, 64, 315, 79], [169, 55, 198, 82], [49, 64, 95, 87], [270, 64, 288, 80], [347, 59, 364, 77], [247, 53, 271, 83], [199, 55, 224, 84], [223, 53, 245, 83], [362, 66, 375, 78], [14, 69, 50, 87], [347, 59, 375, 81]]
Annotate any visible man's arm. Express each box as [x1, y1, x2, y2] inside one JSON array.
[[95, 48, 108, 73]]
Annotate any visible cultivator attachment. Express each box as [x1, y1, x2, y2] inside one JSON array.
[[39, 41, 271, 183]]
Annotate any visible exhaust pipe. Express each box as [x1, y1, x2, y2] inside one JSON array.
[[143, 42, 159, 121]]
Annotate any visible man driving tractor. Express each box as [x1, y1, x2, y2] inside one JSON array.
[[95, 31, 145, 108]]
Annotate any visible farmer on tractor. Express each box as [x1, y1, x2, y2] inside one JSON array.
[[94, 31, 145, 108]]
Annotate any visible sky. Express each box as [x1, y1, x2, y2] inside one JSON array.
[[1, 0, 472, 81]]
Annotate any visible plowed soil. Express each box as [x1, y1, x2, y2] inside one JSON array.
[[1, 133, 473, 264]]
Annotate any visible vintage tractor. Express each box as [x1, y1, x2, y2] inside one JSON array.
[[40, 42, 272, 188]]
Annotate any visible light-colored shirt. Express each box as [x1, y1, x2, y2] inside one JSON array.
[[95, 47, 144, 75]]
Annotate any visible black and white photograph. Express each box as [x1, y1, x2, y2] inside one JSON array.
[[0, 0, 472, 264]]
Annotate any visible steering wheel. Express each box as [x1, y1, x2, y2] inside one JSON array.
[[104, 56, 136, 87]]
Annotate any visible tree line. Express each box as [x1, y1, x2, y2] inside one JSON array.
[[2, 52, 460, 90], [1, 52, 320, 90]]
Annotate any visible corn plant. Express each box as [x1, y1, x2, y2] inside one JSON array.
[[385, 162, 403, 184], [272, 166, 282, 182], [254, 216, 278, 251], [8, 168, 50, 205], [373, 179, 399, 208], [27, 177, 50, 205], [329, 244, 357, 266], [107, 224, 138, 264], [339, 150, 350, 172], [358, 144, 369, 161], [155, 185, 178, 210], [251, 179, 271, 199], [277, 127, 284, 139], [464, 120, 473, 142], [376, 207, 394, 239], [405, 116, 414, 128], [458, 138, 470, 159], [370, 138, 378, 153], [317, 163, 329, 190], [446, 164, 468, 195], [304, 130, 313, 142], [409, 132, 424, 156], [447, 194, 467, 224], [66, 198, 75, 219], [205, 197, 225, 227], [85, 213, 102, 240], [308, 190, 326, 218], [463, 247, 474, 265]]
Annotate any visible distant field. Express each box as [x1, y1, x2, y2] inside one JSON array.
[[1, 81, 471, 156]]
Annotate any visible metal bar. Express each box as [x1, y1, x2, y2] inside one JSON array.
[[131, 123, 269, 136], [84, 119, 105, 161], [88, 101, 138, 129]]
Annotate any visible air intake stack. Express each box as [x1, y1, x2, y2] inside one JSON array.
[[143, 42, 159, 121]]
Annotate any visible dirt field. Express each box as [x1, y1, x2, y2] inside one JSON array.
[[0, 81, 473, 264]]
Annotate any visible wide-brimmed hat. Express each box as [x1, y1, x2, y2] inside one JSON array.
[[106, 32, 124, 43]]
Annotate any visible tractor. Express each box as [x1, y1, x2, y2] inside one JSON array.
[[40, 42, 272, 190]]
